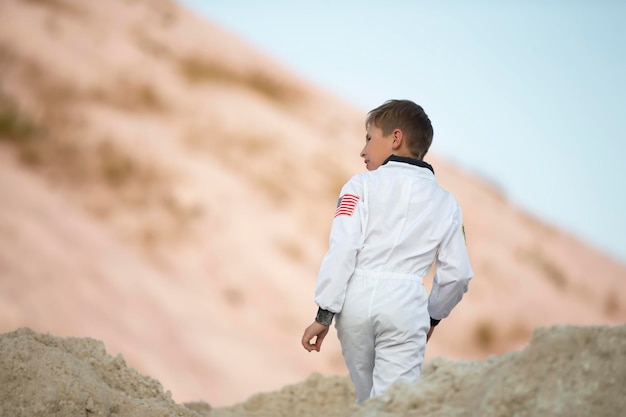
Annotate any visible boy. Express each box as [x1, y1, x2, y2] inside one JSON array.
[[301, 99, 473, 404]]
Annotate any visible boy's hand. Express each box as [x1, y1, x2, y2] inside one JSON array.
[[301, 321, 329, 352], [426, 326, 435, 342]]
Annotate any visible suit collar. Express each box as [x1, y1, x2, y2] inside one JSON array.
[[382, 155, 434, 174]]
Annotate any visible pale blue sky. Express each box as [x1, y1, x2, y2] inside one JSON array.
[[180, 1, 626, 264]]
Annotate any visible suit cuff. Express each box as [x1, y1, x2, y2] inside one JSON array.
[[315, 307, 335, 326]]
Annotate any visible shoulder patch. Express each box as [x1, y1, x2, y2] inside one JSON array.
[[335, 194, 360, 218]]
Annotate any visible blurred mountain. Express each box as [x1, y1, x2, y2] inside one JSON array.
[[0, 0, 624, 407]]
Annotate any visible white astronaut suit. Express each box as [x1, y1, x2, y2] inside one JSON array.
[[314, 155, 474, 403]]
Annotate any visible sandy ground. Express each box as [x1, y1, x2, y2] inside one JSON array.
[[1, 325, 624, 417]]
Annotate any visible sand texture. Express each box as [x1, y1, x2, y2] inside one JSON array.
[[1, 325, 624, 417]]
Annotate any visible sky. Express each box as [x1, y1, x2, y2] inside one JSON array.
[[180, 1, 626, 264]]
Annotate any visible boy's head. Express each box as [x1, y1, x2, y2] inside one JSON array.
[[361, 99, 433, 170]]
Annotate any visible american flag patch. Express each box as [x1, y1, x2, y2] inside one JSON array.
[[335, 194, 360, 218]]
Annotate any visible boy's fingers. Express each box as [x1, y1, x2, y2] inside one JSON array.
[[313, 337, 323, 351], [303, 338, 319, 352], [301, 326, 318, 352], [301, 334, 314, 351], [315, 340, 323, 351], [314, 327, 329, 351]]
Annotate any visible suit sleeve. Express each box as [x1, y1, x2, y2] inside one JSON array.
[[314, 178, 364, 314], [428, 205, 473, 321]]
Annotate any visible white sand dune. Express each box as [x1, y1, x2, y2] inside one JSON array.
[[1, 325, 624, 416]]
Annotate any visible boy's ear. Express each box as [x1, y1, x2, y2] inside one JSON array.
[[391, 129, 404, 150]]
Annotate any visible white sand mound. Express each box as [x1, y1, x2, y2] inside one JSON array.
[[357, 324, 626, 417], [0, 328, 204, 417], [1, 325, 624, 417], [211, 325, 626, 417]]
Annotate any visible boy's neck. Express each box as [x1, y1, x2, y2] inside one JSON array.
[[391, 151, 420, 160]]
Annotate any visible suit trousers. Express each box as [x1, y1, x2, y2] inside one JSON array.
[[335, 269, 430, 404]]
